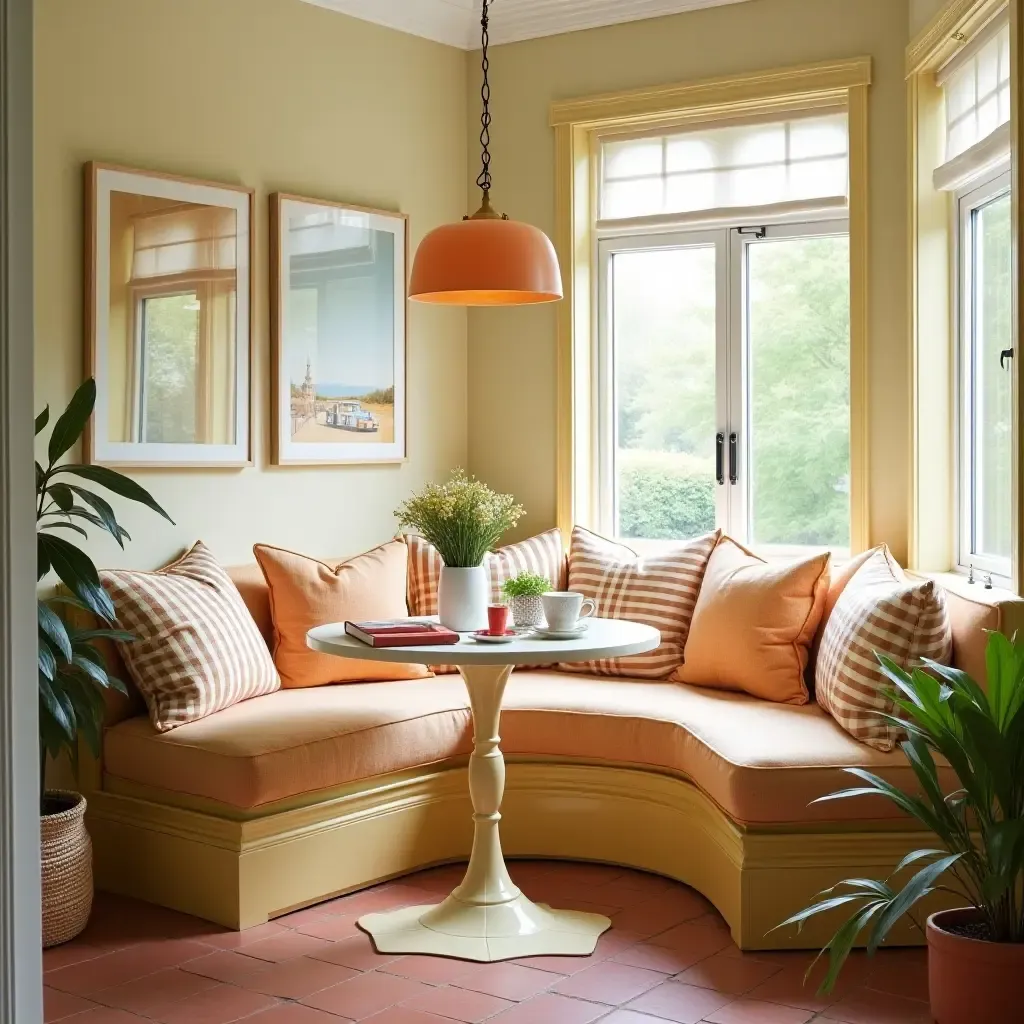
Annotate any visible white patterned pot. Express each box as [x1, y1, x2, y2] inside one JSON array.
[[510, 595, 545, 628], [438, 565, 489, 632], [41, 790, 92, 948]]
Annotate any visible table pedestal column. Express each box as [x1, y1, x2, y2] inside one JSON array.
[[358, 663, 611, 961]]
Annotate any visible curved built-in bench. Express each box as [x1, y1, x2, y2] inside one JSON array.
[[79, 562, 1023, 950]]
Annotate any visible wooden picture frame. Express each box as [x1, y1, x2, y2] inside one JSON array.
[[270, 193, 408, 466], [84, 162, 254, 468]]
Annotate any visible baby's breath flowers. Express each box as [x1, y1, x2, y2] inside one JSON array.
[[395, 470, 524, 567]]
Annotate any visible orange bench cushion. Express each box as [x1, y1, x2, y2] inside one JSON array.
[[102, 672, 944, 827]]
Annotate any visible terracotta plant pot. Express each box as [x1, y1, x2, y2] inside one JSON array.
[[927, 908, 1024, 1024], [40, 790, 93, 948]]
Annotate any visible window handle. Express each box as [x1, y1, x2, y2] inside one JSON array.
[[729, 432, 738, 485], [716, 432, 725, 486], [1001, 348, 1014, 370]]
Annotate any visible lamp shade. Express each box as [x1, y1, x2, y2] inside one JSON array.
[[409, 217, 563, 306]]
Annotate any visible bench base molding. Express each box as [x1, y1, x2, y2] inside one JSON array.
[[87, 761, 936, 948]]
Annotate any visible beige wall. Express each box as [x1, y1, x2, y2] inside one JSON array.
[[911, 0, 949, 35], [35, 0, 468, 569], [465, 0, 913, 559]]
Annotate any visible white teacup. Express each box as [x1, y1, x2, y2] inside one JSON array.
[[541, 591, 597, 632]]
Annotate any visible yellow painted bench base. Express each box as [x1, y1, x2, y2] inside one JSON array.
[[86, 761, 937, 948]]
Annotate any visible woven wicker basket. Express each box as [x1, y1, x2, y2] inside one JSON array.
[[40, 791, 93, 948]]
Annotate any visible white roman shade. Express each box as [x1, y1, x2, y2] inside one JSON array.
[[934, 11, 1010, 192], [599, 111, 849, 221], [131, 205, 237, 280]]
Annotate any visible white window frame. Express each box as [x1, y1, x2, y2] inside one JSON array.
[[955, 168, 1013, 585], [595, 212, 850, 555]]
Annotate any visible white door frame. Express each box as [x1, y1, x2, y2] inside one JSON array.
[[0, 0, 44, 1018]]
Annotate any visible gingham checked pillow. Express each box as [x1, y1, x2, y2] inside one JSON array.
[[101, 541, 280, 732], [815, 545, 952, 751], [403, 530, 567, 673], [561, 527, 720, 678]]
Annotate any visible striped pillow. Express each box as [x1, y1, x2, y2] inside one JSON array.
[[100, 542, 280, 732], [404, 528, 568, 615], [561, 527, 720, 678], [815, 546, 952, 751]]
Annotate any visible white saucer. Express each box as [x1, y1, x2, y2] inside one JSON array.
[[531, 624, 590, 640], [470, 631, 520, 644]]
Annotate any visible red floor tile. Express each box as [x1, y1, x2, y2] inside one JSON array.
[[246, 1005, 354, 1023], [241, 932, 336, 963], [824, 987, 933, 1024], [301, 971, 434, 1019], [309, 933, 402, 972], [703, 998, 817, 1024], [452, 961, 559, 1001], [611, 940, 711, 974], [153, 983, 279, 1024], [399, 984, 514, 1022], [293, 914, 364, 942], [363, 1007, 473, 1024], [552, 961, 666, 1005], [624, 979, 732, 1023], [54, 1009, 150, 1023], [200, 922, 290, 950], [91, 967, 219, 1014], [675, 952, 782, 995], [237, 955, 360, 999], [43, 985, 97, 1022], [179, 950, 268, 985], [489, 992, 608, 1023], [380, 954, 486, 985]]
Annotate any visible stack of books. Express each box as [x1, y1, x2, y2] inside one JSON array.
[[345, 620, 460, 647]]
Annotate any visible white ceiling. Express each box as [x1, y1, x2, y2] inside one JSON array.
[[301, 0, 755, 50]]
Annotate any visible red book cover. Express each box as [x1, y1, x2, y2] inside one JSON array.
[[345, 621, 460, 647]]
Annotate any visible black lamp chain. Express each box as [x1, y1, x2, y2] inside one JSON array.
[[476, 0, 492, 195]]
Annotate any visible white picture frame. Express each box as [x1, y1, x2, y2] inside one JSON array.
[[85, 162, 253, 467], [270, 193, 408, 466]]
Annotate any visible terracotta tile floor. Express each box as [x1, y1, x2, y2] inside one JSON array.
[[43, 861, 933, 1024]]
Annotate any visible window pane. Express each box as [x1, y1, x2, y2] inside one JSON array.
[[612, 247, 717, 541], [746, 235, 851, 550], [141, 293, 199, 443], [972, 191, 1012, 562]]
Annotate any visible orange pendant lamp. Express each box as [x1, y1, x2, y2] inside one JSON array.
[[409, 0, 562, 306]]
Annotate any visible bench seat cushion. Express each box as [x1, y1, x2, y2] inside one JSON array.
[[102, 671, 945, 826]]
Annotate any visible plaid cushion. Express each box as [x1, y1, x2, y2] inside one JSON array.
[[403, 529, 567, 673], [101, 541, 280, 732], [561, 527, 720, 678], [815, 546, 952, 751]]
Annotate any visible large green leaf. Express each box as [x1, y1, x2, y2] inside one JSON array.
[[38, 674, 75, 741], [38, 602, 72, 662], [47, 378, 96, 465], [37, 533, 114, 622], [54, 464, 174, 523], [47, 483, 74, 512], [35, 406, 49, 436], [66, 485, 130, 547], [38, 643, 56, 681]]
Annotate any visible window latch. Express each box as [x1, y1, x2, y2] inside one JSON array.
[[729, 432, 739, 485], [736, 226, 767, 239], [716, 432, 725, 486], [1000, 348, 1014, 370]]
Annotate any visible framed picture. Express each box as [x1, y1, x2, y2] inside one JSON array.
[[84, 162, 253, 467], [270, 193, 407, 465]]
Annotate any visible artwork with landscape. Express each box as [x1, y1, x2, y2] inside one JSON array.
[[271, 194, 407, 464]]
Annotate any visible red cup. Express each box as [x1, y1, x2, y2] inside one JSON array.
[[487, 604, 509, 636]]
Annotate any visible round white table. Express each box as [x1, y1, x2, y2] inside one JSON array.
[[306, 617, 660, 962]]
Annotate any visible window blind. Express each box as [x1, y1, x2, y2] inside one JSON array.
[[934, 12, 1010, 190], [131, 206, 237, 280], [599, 111, 849, 221]]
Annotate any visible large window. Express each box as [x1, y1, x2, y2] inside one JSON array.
[[957, 172, 1012, 579], [596, 110, 852, 555]]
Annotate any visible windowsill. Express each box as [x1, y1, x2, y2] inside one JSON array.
[[908, 568, 1021, 603]]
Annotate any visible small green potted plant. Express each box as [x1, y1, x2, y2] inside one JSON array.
[[775, 632, 1023, 1024], [395, 470, 524, 631], [36, 378, 172, 946], [502, 571, 551, 628]]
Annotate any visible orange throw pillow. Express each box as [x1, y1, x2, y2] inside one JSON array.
[[673, 536, 830, 704], [254, 540, 430, 688]]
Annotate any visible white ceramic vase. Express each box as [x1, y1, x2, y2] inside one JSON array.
[[438, 565, 490, 632]]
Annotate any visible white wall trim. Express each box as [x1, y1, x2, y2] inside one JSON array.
[[0, 0, 42, 1017], [301, 0, 754, 50]]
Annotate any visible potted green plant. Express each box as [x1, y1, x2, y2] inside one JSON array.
[[502, 571, 551, 628], [36, 378, 172, 946], [776, 632, 1024, 1023], [395, 470, 524, 631]]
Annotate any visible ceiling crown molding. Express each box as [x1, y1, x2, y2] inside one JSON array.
[[301, 0, 753, 51]]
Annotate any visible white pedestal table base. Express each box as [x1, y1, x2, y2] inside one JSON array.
[[358, 663, 611, 962]]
